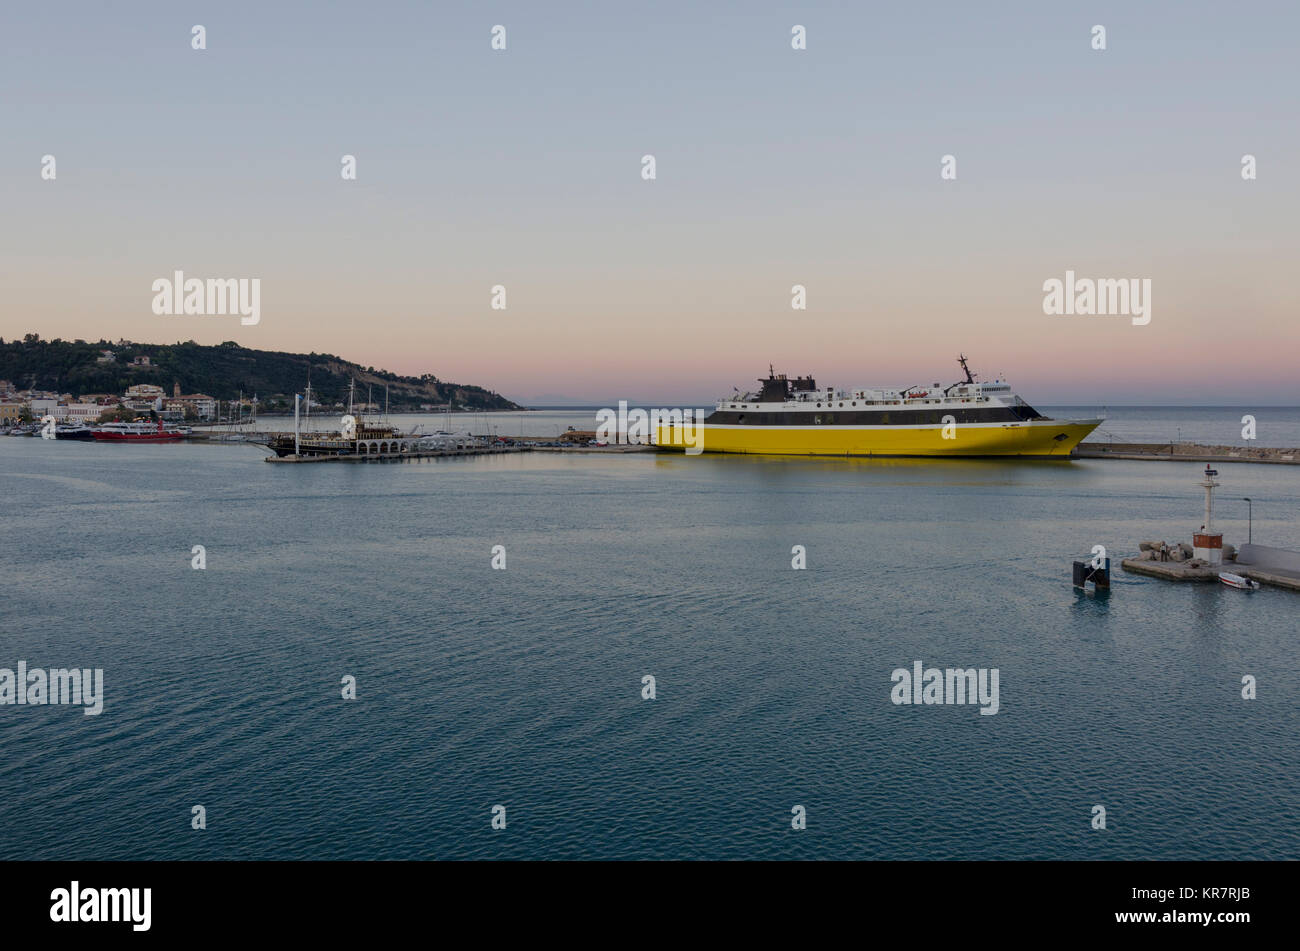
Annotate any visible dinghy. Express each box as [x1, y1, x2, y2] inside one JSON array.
[[1219, 572, 1260, 590]]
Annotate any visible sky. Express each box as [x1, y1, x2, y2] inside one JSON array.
[[2, 1, 1298, 405]]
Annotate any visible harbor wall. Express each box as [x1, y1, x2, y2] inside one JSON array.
[[1235, 544, 1300, 574], [1073, 443, 1299, 464]]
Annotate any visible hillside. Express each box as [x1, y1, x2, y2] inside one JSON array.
[[0, 335, 523, 412]]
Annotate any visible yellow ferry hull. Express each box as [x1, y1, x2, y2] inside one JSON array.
[[655, 419, 1102, 457]]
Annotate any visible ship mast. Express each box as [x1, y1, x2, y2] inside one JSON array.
[[944, 354, 977, 395]]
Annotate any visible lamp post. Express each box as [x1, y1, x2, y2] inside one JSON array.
[[1242, 497, 1252, 544]]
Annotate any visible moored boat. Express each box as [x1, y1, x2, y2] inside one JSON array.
[[53, 422, 96, 440], [267, 419, 410, 457], [93, 420, 187, 443], [1219, 572, 1260, 590], [267, 379, 415, 457]]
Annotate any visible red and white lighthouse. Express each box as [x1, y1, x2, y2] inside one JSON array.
[[1193, 465, 1223, 565]]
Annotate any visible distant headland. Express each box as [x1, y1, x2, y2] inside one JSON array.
[[0, 335, 523, 415]]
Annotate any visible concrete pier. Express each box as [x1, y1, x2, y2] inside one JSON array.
[[265, 446, 523, 463], [1120, 559, 1219, 582], [1118, 466, 1300, 592], [530, 444, 657, 453], [1236, 567, 1300, 592], [1121, 558, 1300, 591], [1074, 442, 1299, 464]]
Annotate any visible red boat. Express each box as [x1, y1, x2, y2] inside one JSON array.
[[93, 420, 187, 443]]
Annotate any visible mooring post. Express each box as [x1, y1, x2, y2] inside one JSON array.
[[1073, 557, 1110, 590]]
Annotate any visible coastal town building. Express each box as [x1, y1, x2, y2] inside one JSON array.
[[164, 396, 216, 419], [126, 384, 166, 399], [165, 382, 216, 419], [120, 384, 166, 412], [123, 397, 163, 412], [61, 403, 108, 420]]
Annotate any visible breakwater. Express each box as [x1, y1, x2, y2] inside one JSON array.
[[1075, 442, 1298, 464]]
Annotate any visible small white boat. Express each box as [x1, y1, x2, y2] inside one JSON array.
[[1219, 572, 1260, 590]]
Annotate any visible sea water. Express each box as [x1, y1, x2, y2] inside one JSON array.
[[0, 429, 1296, 859]]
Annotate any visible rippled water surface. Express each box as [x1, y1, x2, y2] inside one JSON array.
[[1, 437, 1297, 859]]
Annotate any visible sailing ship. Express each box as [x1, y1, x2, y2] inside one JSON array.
[[266, 379, 407, 457]]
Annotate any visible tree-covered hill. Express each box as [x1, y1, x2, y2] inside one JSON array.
[[0, 335, 523, 412]]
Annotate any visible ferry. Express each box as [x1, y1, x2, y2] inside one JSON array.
[[656, 356, 1102, 457], [93, 420, 187, 443]]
